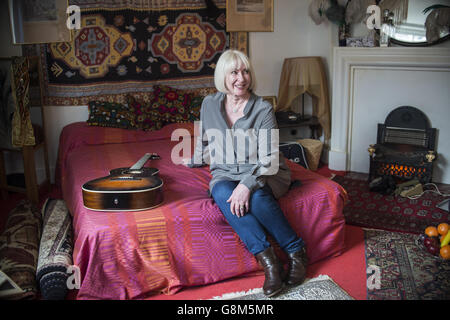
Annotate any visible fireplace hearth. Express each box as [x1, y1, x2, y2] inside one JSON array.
[[368, 106, 437, 184]]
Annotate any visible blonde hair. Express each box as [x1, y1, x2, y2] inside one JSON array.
[[214, 49, 256, 94]]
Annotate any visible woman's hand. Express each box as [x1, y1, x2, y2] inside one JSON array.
[[226, 183, 250, 217]]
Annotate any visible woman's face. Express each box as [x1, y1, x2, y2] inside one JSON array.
[[225, 62, 251, 98]]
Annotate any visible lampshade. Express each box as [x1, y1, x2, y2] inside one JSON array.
[[277, 56, 331, 139]]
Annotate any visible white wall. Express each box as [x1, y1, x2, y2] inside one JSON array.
[[250, 0, 335, 97], [43, 106, 89, 182]]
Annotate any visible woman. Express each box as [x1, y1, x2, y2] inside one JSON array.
[[184, 49, 307, 297]]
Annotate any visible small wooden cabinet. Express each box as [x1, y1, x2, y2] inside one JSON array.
[[276, 111, 321, 141]]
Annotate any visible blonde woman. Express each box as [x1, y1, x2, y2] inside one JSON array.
[[184, 50, 307, 297]]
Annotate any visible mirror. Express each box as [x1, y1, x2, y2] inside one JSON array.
[[389, 0, 450, 46], [8, 0, 71, 45]]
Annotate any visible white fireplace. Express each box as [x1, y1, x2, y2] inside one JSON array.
[[329, 47, 450, 184]]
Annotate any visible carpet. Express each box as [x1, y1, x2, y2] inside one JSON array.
[[211, 275, 353, 300], [332, 175, 450, 234], [36, 199, 74, 300], [365, 228, 450, 300]]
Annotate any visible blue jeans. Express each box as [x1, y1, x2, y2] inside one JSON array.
[[211, 180, 305, 255]]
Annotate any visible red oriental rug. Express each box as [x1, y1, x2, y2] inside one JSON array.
[[332, 175, 450, 234], [365, 229, 450, 300]]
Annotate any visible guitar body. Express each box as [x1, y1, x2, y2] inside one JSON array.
[[82, 154, 164, 211]]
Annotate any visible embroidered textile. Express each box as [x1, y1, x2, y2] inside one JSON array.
[[38, 0, 247, 106], [11, 57, 35, 147]]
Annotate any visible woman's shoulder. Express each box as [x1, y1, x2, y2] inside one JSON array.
[[202, 91, 224, 110], [252, 94, 274, 113], [206, 91, 224, 99], [203, 91, 224, 104]]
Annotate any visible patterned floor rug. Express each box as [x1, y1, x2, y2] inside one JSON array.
[[365, 229, 450, 300], [37, 199, 74, 300], [332, 175, 450, 234], [211, 275, 353, 300]]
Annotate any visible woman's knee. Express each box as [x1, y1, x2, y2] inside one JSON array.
[[211, 180, 237, 203], [250, 187, 274, 207]]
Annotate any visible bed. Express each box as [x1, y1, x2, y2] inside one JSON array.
[[56, 121, 347, 299]]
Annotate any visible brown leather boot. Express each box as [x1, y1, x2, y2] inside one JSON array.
[[255, 247, 284, 297], [285, 247, 308, 286]]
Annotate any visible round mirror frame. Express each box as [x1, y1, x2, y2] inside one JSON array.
[[390, 33, 450, 46]]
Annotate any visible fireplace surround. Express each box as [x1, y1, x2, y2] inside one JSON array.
[[329, 47, 450, 184]]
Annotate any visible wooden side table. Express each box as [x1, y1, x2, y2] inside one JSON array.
[[276, 112, 321, 139]]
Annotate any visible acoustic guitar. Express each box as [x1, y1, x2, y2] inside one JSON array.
[[82, 153, 163, 211]]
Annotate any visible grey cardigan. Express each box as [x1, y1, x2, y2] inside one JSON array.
[[187, 92, 291, 199]]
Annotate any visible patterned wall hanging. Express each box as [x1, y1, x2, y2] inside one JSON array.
[[38, 0, 248, 106]]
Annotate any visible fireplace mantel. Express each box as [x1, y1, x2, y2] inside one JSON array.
[[329, 47, 450, 182]]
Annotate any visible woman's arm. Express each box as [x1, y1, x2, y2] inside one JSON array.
[[239, 106, 279, 192], [183, 100, 210, 167]]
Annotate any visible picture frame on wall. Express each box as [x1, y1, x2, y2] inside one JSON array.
[[8, 0, 71, 45], [226, 0, 274, 32]]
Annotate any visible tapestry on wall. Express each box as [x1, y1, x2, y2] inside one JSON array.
[[36, 0, 248, 106]]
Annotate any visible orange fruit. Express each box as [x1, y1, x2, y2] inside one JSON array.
[[425, 226, 439, 237], [437, 223, 449, 236], [440, 245, 450, 260]]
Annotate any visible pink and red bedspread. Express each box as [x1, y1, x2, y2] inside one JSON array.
[[57, 122, 347, 299]]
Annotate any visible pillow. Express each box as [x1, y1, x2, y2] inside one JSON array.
[[185, 87, 217, 98], [126, 95, 162, 131], [149, 85, 192, 124], [87, 101, 136, 129]]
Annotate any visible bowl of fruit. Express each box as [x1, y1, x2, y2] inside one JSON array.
[[417, 223, 450, 261]]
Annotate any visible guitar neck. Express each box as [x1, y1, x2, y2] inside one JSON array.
[[130, 153, 151, 170]]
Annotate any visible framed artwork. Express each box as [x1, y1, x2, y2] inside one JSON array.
[[8, 0, 71, 44], [226, 0, 274, 32]]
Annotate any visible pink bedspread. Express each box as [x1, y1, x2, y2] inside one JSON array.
[[57, 122, 347, 299]]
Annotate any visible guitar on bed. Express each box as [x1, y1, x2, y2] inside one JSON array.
[[82, 153, 163, 211]]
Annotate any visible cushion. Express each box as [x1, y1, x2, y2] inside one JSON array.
[[126, 95, 162, 131], [184, 86, 217, 98], [188, 95, 204, 122], [0, 200, 42, 300], [149, 85, 192, 124], [87, 101, 136, 129]]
